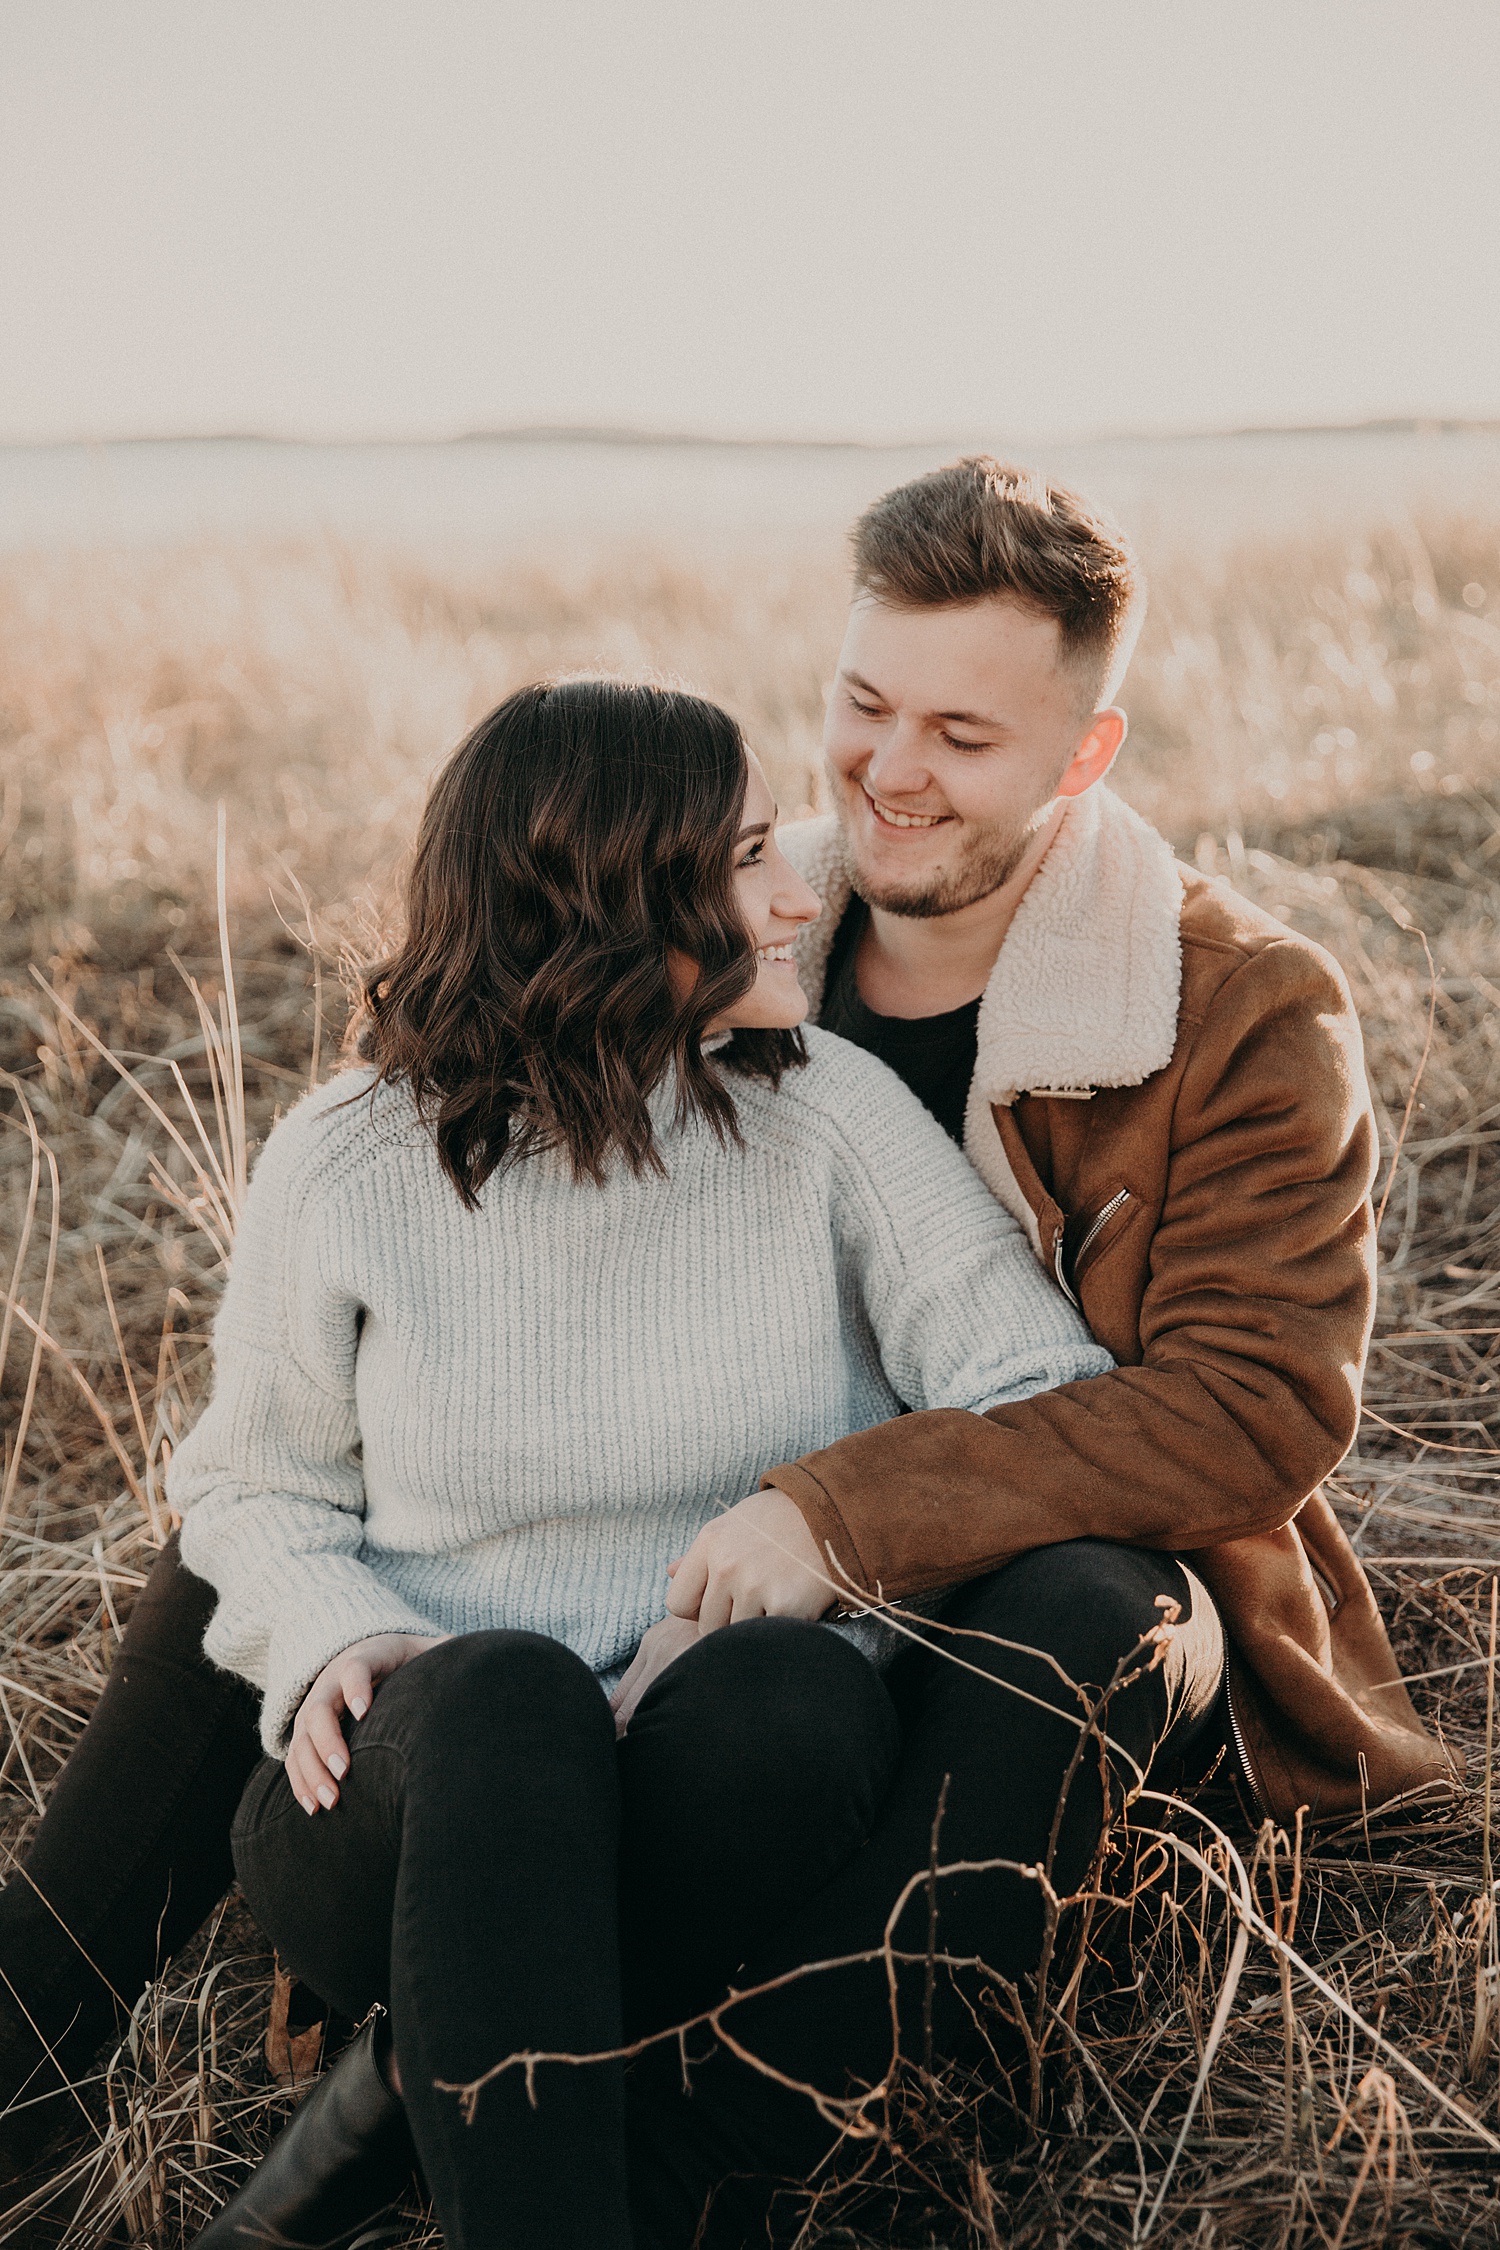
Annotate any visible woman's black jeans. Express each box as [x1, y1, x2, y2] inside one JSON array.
[[230, 1546, 1224, 2250], [232, 1623, 903, 2250], [625, 1546, 1224, 2245]]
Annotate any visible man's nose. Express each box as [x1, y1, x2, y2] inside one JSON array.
[[863, 722, 932, 800]]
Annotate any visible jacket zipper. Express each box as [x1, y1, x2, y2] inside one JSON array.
[[1223, 1669, 1265, 1813], [1053, 1188, 1132, 1309], [1076, 1187, 1131, 1268], [1053, 1228, 1080, 1310]]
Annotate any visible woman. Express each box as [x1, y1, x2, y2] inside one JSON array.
[[167, 677, 1120, 2249]]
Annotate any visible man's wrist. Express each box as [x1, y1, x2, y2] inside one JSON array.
[[758, 1464, 864, 1600]]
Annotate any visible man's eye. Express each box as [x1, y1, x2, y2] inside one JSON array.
[[941, 733, 990, 753]]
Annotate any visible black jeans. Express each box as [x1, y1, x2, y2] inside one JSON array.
[[0, 1537, 261, 2103], [627, 1545, 1224, 2244], [231, 1545, 1224, 2250], [232, 1624, 902, 2250]]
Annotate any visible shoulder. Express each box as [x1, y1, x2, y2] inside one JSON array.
[[775, 1024, 945, 1129], [1169, 872, 1371, 1137], [739, 1028, 997, 1204], [245, 1067, 429, 1213], [1175, 866, 1357, 1029]]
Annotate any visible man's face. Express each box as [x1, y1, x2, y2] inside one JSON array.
[[823, 596, 1120, 918]]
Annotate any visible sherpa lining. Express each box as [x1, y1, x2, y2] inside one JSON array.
[[780, 788, 1185, 1243]]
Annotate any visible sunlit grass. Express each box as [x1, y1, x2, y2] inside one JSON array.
[[2, 520, 1500, 2243]]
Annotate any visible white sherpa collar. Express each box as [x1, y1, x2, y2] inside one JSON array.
[[781, 790, 1184, 1245], [780, 786, 1184, 1106]]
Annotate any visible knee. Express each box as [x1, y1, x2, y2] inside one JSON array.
[[1012, 1537, 1186, 1618], [119, 1530, 218, 1656], [376, 1630, 609, 1752], [636, 1619, 899, 1800], [950, 1542, 1190, 1690]]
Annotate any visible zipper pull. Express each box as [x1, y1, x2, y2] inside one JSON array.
[[1052, 1221, 1080, 1310]]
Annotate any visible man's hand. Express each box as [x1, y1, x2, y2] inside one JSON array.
[[287, 1632, 449, 1815], [666, 1488, 831, 1634], [609, 1615, 702, 1738]]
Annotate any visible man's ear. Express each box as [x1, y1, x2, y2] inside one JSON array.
[[1055, 707, 1127, 801]]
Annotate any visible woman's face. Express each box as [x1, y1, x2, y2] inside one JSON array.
[[709, 755, 822, 1032]]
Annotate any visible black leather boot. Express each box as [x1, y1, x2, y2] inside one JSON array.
[[192, 2016, 419, 2250]]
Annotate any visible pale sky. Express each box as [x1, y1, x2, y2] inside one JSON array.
[[2, 0, 1498, 446]]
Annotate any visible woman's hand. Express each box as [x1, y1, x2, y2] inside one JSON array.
[[665, 1489, 831, 1634], [287, 1633, 449, 1814], [608, 1615, 701, 1738]]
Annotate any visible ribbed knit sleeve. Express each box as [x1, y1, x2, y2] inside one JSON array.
[[171, 1080, 439, 1754], [797, 1033, 1113, 1414]]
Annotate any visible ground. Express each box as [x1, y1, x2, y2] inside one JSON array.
[[2, 519, 1499, 2244]]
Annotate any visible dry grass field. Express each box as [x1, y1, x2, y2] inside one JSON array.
[[3, 515, 1500, 2245]]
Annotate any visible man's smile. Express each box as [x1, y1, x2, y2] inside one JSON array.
[[859, 783, 951, 832]]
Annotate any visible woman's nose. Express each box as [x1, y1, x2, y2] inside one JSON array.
[[776, 868, 822, 928]]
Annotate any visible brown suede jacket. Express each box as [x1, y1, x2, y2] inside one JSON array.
[[766, 794, 1457, 1823]]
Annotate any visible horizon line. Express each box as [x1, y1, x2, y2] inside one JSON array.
[[3, 413, 1500, 454]]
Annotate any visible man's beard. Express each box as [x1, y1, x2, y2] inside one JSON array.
[[842, 798, 1053, 920]]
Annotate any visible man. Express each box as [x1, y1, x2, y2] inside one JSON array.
[[609, 459, 1461, 2244], [661, 454, 1448, 1827]]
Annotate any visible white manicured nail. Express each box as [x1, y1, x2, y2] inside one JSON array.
[[316, 1784, 336, 1809]]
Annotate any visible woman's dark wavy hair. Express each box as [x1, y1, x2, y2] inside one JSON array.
[[357, 678, 807, 1205]]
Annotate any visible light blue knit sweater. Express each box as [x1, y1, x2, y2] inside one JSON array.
[[170, 1028, 1112, 1754]]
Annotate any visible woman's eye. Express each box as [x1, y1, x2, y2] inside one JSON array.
[[737, 842, 766, 869]]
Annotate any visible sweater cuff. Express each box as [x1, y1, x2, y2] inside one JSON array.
[[233, 1586, 440, 1759], [760, 1459, 872, 1603]]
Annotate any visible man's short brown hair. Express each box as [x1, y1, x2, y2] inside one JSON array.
[[851, 457, 1143, 709]]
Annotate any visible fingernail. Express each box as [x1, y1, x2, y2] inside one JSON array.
[[328, 1754, 348, 1779], [299, 1795, 317, 1816], [316, 1784, 337, 1809], [350, 1698, 368, 1719]]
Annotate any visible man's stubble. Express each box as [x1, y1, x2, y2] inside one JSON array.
[[834, 774, 1064, 922]]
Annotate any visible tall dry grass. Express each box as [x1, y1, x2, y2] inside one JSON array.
[[2, 518, 1500, 2244]]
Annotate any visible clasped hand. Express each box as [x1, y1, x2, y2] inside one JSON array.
[[288, 1631, 449, 1814], [609, 1488, 830, 1736]]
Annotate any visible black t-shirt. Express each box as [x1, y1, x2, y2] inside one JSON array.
[[819, 899, 981, 1146]]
